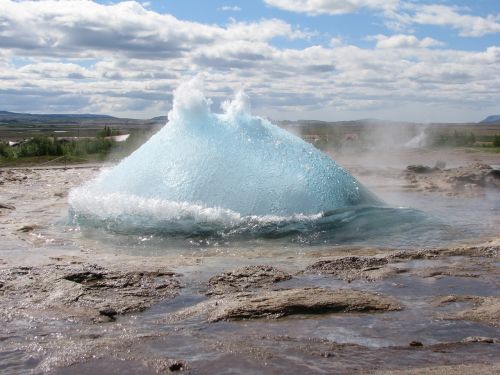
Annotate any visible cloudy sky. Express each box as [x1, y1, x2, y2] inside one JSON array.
[[0, 0, 499, 122]]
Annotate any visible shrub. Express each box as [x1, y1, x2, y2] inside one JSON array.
[[493, 135, 500, 147], [97, 126, 121, 138], [432, 131, 476, 147], [2, 136, 115, 160], [0, 141, 15, 158]]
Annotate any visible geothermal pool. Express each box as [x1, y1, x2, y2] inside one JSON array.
[[1, 155, 499, 375], [70, 79, 376, 219], [68, 80, 465, 249], [1, 83, 499, 374], [67, 80, 498, 251]]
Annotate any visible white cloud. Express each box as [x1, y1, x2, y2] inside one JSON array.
[[18, 62, 93, 79], [0, 0, 499, 122], [225, 19, 315, 41], [0, 0, 214, 58], [412, 5, 500, 37], [264, 1, 500, 38], [2, 40, 499, 121], [264, 0, 400, 15], [329, 37, 344, 47], [382, 4, 500, 38], [219, 5, 241, 12], [373, 34, 444, 49], [0, 0, 308, 59]]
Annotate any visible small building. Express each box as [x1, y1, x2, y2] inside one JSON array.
[[106, 134, 130, 142], [8, 140, 28, 147]]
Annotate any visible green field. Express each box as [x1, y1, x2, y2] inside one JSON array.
[[0, 130, 158, 167], [1, 114, 499, 167]]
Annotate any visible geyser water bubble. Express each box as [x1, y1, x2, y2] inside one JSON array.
[[69, 78, 381, 234]]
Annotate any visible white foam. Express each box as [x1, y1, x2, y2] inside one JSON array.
[[69, 77, 377, 228]]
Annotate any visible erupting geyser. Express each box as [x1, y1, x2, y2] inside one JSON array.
[[69, 78, 380, 233]]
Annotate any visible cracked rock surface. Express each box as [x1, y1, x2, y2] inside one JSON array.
[[206, 265, 292, 296], [0, 263, 180, 322], [171, 287, 401, 322]]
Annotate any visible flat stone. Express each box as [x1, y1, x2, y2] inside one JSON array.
[[17, 224, 42, 232], [403, 163, 500, 197], [437, 295, 500, 327], [462, 336, 497, 344], [305, 256, 401, 281], [0, 263, 181, 322], [206, 265, 292, 296], [171, 287, 401, 322], [0, 202, 15, 210]]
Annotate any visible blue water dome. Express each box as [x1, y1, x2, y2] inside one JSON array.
[[69, 78, 379, 228]]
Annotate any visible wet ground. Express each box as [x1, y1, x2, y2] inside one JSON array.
[[1, 149, 499, 374]]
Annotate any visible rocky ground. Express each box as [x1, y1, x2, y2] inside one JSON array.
[[1, 151, 499, 374], [0, 263, 180, 323], [403, 163, 500, 197]]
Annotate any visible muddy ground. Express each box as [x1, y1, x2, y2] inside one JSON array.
[[0, 148, 499, 374]]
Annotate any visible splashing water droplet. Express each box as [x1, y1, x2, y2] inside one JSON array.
[[69, 78, 380, 234]]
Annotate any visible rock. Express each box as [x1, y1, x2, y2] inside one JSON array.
[[44, 279, 85, 306], [462, 336, 497, 344], [388, 249, 439, 261], [434, 161, 446, 170], [206, 265, 292, 296], [403, 163, 500, 196], [17, 224, 41, 232], [0, 202, 15, 210], [442, 244, 500, 258], [390, 244, 499, 260], [370, 363, 500, 375], [407, 165, 436, 174], [449, 163, 494, 187], [409, 341, 423, 347], [168, 361, 186, 372], [11, 331, 190, 374], [138, 358, 188, 373], [308, 256, 389, 272], [305, 256, 400, 281], [456, 297, 500, 328], [436, 295, 500, 327], [171, 287, 401, 322], [413, 265, 481, 279], [490, 169, 500, 179], [63, 269, 105, 284], [99, 307, 118, 321], [0, 263, 180, 322]]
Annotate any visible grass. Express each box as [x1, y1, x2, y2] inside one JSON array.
[[471, 146, 500, 153], [0, 131, 154, 168]]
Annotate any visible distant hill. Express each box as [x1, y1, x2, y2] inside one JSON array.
[[480, 115, 500, 123], [0, 110, 116, 121], [0, 110, 167, 128], [150, 115, 167, 123], [277, 118, 419, 129], [0, 110, 168, 140]]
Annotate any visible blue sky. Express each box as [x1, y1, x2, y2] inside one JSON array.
[[0, 0, 499, 122], [140, 0, 499, 51]]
